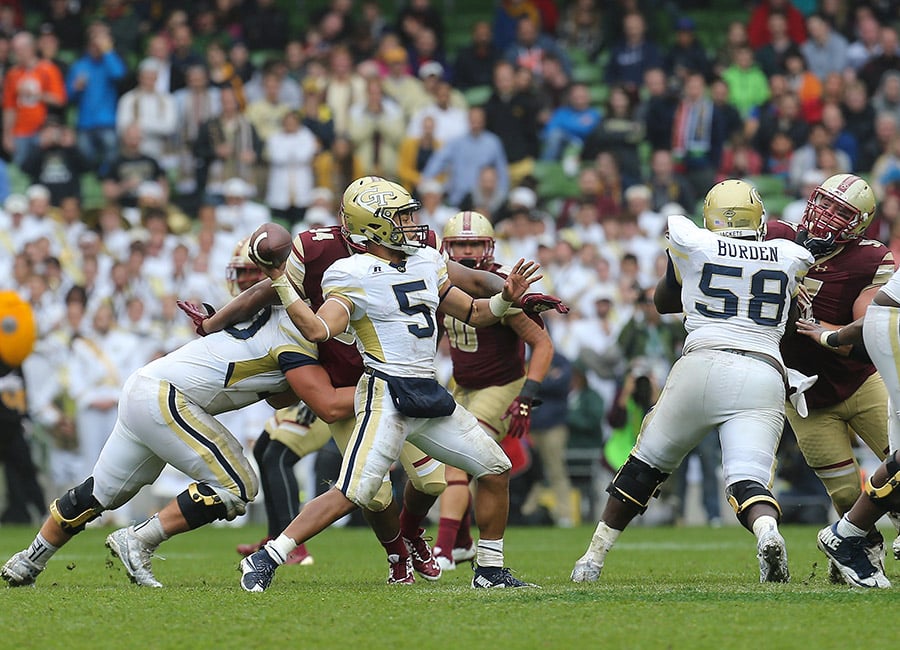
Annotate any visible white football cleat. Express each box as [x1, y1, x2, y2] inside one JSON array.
[[570, 554, 603, 583], [435, 555, 456, 571], [892, 534, 900, 561], [452, 542, 475, 564], [817, 523, 891, 588], [757, 528, 790, 583], [1, 551, 43, 587], [106, 526, 163, 588]]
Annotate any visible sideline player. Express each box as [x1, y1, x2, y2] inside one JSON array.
[[1, 302, 355, 587], [571, 180, 814, 584], [765, 173, 899, 573], [432, 211, 553, 570], [239, 178, 543, 592]]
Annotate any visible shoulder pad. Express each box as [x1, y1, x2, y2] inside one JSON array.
[[666, 214, 707, 252], [425, 229, 439, 250]]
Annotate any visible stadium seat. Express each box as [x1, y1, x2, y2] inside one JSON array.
[[533, 160, 580, 200], [8, 164, 29, 194], [463, 84, 492, 107], [744, 174, 786, 198]]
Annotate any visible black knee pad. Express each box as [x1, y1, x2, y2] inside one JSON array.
[[726, 480, 781, 529], [176, 482, 230, 529], [866, 451, 900, 511], [49, 476, 103, 534], [606, 456, 669, 514]]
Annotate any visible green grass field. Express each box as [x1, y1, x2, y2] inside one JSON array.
[[2, 522, 899, 650]]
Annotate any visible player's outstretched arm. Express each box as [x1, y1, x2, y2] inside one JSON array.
[[180, 278, 279, 335], [265, 267, 350, 342], [441, 258, 542, 328], [796, 316, 865, 348], [447, 259, 505, 297], [284, 364, 356, 423], [503, 312, 554, 437]]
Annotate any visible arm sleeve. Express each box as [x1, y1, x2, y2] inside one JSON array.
[[277, 350, 319, 373]]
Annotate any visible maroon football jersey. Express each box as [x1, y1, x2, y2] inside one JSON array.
[[442, 264, 526, 389], [766, 220, 895, 408], [285, 226, 440, 388]]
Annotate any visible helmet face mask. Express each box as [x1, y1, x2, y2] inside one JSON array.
[[703, 179, 765, 240], [801, 173, 876, 254], [341, 178, 427, 255], [441, 211, 495, 269], [226, 237, 265, 296]]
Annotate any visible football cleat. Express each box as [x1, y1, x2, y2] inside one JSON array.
[[452, 542, 476, 564], [435, 554, 456, 572], [865, 529, 886, 574], [472, 565, 538, 588], [1, 551, 42, 587], [284, 543, 314, 566], [404, 529, 441, 581], [893, 535, 900, 562], [387, 553, 415, 585], [817, 523, 891, 588], [239, 549, 279, 593], [570, 554, 603, 583], [106, 527, 163, 588], [757, 528, 790, 583], [237, 537, 271, 557]]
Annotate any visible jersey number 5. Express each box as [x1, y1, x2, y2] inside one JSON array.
[[393, 281, 435, 338], [697, 263, 788, 326]]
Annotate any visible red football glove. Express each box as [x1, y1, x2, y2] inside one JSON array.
[[501, 379, 541, 438], [519, 293, 570, 314], [176, 300, 216, 336]]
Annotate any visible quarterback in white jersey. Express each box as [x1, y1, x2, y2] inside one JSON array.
[[240, 177, 544, 592], [799, 265, 900, 587], [1, 308, 356, 588], [572, 179, 814, 586]]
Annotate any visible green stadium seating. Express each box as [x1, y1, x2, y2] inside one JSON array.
[[463, 84, 492, 107], [743, 174, 786, 198], [533, 160, 580, 201], [8, 164, 29, 195]]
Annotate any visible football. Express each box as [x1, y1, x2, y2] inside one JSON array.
[[248, 222, 293, 269]]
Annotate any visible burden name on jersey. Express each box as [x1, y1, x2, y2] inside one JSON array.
[[716, 240, 779, 262]]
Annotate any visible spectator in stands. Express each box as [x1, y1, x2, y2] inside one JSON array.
[[581, 85, 643, 186], [860, 26, 900, 95], [243, 58, 302, 107], [243, 0, 290, 52], [561, 199, 605, 249], [717, 132, 764, 183], [140, 35, 174, 95], [457, 165, 505, 217], [752, 89, 808, 159], [558, 0, 604, 62], [540, 82, 600, 162], [714, 20, 750, 78], [754, 11, 802, 77], [787, 122, 850, 193], [171, 64, 220, 197], [504, 14, 571, 80], [747, 0, 807, 49], [66, 23, 126, 177], [398, 114, 441, 192], [324, 46, 366, 137], [534, 54, 571, 113], [638, 67, 676, 152], [205, 40, 245, 109], [605, 12, 662, 97], [665, 17, 711, 83], [245, 69, 292, 154], [846, 11, 882, 72], [265, 110, 319, 227], [820, 101, 858, 170], [415, 178, 455, 232], [313, 134, 363, 200], [102, 123, 168, 213], [871, 134, 900, 201], [299, 77, 334, 150], [37, 23, 67, 84], [841, 80, 876, 162], [229, 40, 254, 84], [381, 46, 426, 120], [408, 26, 447, 79], [670, 72, 727, 200], [347, 77, 405, 178], [709, 78, 744, 144], [115, 58, 177, 163], [21, 117, 87, 206], [194, 86, 261, 203], [95, 0, 141, 58], [3, 31, 66, 168], [801, 13, 849, 81], [397, 0, 445, 52], [452, 20, 499, 90], [646, 148, 695, 214], [484, 60, 540, 185], [215, 177, 270, 241], [493, 0, 542, 54], [872, 70, 900, 127], [721, 45, 771, 119], [40, 0, 84, 52], [763, 130, 795, 182], [407, 78, 468, 144], [168, 21, 203, 93]]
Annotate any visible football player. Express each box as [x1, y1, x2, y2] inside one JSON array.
[[1, 300, 356, 588], [795, 264, 900, 588], [186, 177, 566, 583], [432, 211, 553, 570], [571, 180, 814, 584], [765, 173, 899, 576], [239, 178, 543, 592]]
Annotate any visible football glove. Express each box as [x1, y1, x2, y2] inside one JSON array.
[[519, 293, 570, 314], [176, 300, 216, 336], [796, 230, 836, 258], [501, 379, 541, 438]]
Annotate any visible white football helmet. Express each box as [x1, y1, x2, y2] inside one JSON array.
[[703, 179, 765, 240], [340, 177, 426, 255], [801, 173, 876, 254]]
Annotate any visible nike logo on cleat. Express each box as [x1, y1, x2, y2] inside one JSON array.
[[475, 575, 499, 588]]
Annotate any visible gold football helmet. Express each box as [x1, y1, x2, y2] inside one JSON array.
[[703, 179, 765, 240], [801, 173, 876, 249], [340, 177, 426, 255], [226, 237, 265, 297], [441, 211, 495, 269], [0, 290, 36, 367]]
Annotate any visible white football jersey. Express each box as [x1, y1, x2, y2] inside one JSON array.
[[140, 307, 317, 414], [322, 247, 448, 378], [667, 214, 814, 360], [878, 267, 900, 303]]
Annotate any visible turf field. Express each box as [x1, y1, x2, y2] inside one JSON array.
[[2, 522, 899, 650]]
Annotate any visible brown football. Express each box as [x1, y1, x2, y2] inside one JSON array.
[[248, 223, 293, 269]]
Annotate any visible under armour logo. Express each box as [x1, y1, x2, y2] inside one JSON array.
[[813, 264, 828, 273]]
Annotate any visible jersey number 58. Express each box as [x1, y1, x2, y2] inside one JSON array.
[[696, 263, 788, 326]]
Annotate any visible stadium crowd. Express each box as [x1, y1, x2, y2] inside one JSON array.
[[2, 0, 899, 528]]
